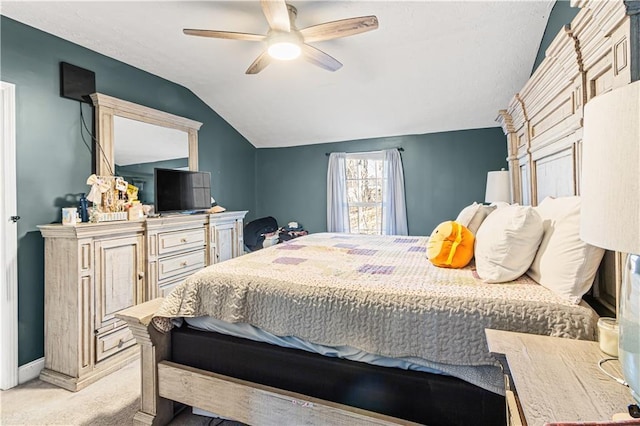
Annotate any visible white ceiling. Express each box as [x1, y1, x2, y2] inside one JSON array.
[[1, 1, 554, 148]]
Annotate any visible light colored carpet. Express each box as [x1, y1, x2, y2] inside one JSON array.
[[0, 361, 243, 426]]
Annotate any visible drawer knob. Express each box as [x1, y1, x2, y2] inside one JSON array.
[[180, 238, 187, 243], [138, 271, 145, 280], [180, 261, 188, 267], [118, 339, 124, 348]]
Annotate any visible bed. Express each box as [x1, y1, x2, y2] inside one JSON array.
[[116, 1, 636, 424], [118, 232, 599, 426]]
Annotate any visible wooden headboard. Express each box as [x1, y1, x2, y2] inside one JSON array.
[[496, 0, 640, 314]]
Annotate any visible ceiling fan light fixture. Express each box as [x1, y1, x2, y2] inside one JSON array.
[[183, 0, 379, 74], [268, 41, 301, 60]]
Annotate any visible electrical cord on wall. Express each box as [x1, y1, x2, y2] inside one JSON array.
[[597, 357, 629, 387], [78, 104, 93, 155], [79, 102, 114, 175]]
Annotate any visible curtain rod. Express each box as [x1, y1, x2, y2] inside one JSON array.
[[325, 147, 404, 156]]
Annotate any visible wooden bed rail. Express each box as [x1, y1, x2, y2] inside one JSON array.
[[158, 361, 419, 425], [116, 298, 173, 426], [116, 298, 419, 426]]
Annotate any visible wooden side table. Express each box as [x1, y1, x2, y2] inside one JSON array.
[[485, 329, 636, 426]]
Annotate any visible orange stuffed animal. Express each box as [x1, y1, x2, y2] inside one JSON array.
[[427, 221, 475, 268]]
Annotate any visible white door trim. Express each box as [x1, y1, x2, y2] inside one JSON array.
[[0, 81, 19, 390]]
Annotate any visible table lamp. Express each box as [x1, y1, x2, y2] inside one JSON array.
[[485, 168, 511, 203], [580, 79, 640, 414]]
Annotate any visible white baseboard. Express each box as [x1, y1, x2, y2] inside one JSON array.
[[18, 357, 44, 384]]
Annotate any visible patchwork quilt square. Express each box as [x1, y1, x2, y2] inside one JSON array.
[[348, 249, 378, 256], [357, 264, 395, 275], [277, 244, 305, 250], [394, 238, 419, 243], [334, 243, 359, 249], [273, 257, 307, 265]]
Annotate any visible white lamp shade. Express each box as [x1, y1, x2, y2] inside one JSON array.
[[485, 169, 511, 203], [580, 80, 640, 254]]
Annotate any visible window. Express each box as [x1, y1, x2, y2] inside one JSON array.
[[327, 149, 407, 236], [345, 152, 384, 234]]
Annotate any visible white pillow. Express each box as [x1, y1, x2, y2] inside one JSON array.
[[475, 205, 544, 283], [526, 196, 605, 304], [456, 202, 495, 235], [489, 202, 511, 209], [455, 202, 481, 226]]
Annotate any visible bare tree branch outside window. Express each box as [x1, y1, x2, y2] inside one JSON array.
[[345, 154, 384, 234]]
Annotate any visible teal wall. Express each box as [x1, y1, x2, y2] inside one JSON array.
[[531, 1, 580, 74], [255, 128, 508, 237], [2, 14, 511, 367], [0, 16, 256, 365]]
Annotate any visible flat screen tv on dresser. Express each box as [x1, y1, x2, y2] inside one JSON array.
[[154, 168, 211, 214]]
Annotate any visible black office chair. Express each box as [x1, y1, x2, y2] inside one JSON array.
[[243, 216, 278, 251]]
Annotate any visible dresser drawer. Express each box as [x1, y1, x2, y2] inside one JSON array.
[[158, 228, 206, 255], [159, 249, 205, 281], [96, 326, 135, 362], [159, 276, 187, 297]]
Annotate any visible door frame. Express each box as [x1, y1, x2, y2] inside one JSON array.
[[1, 81, 18, 390]]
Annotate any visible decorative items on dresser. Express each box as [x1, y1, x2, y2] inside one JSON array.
[[38, 210, 246, 391]]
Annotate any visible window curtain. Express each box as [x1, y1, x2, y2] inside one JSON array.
[[382, 149, 408, 235], [327, 152, 350, 233]]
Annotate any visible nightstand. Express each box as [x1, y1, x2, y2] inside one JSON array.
[[485, 329, 635, 426]]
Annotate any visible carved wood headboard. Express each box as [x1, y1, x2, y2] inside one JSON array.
[[496, 0, 640, 314]]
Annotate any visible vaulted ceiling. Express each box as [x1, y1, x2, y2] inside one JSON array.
[[1, 1, 554, 148]]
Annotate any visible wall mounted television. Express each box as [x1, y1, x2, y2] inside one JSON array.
[[154, 168, 211, 214]]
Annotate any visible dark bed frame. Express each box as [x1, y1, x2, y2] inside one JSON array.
[[117, 299, 505, 426]]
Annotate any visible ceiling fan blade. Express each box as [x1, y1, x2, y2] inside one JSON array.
[[246, 51, 272, 74], [261, 0, 290, 32], [301, 44, 342, 72], [183, 29, 266, 42], [300, 16, 378, 43]]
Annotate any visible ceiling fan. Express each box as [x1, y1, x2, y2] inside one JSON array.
[[183, 0, 379, 74]]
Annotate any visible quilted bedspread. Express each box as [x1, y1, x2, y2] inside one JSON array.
[[153, 233, 598, 368]]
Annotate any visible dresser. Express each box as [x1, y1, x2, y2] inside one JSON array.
[[38, 211, 247, 391], [486, 329, 635, 426], [145, 212, 246, 298]]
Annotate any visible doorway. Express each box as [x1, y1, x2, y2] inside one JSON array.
[[1, 81, 18, 390]]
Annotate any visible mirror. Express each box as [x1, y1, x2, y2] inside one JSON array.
[[90, 93, 202, 204], [113, 116, 189, 204]]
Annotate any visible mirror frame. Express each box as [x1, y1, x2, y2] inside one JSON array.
[[90, 93, 203, 176]]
